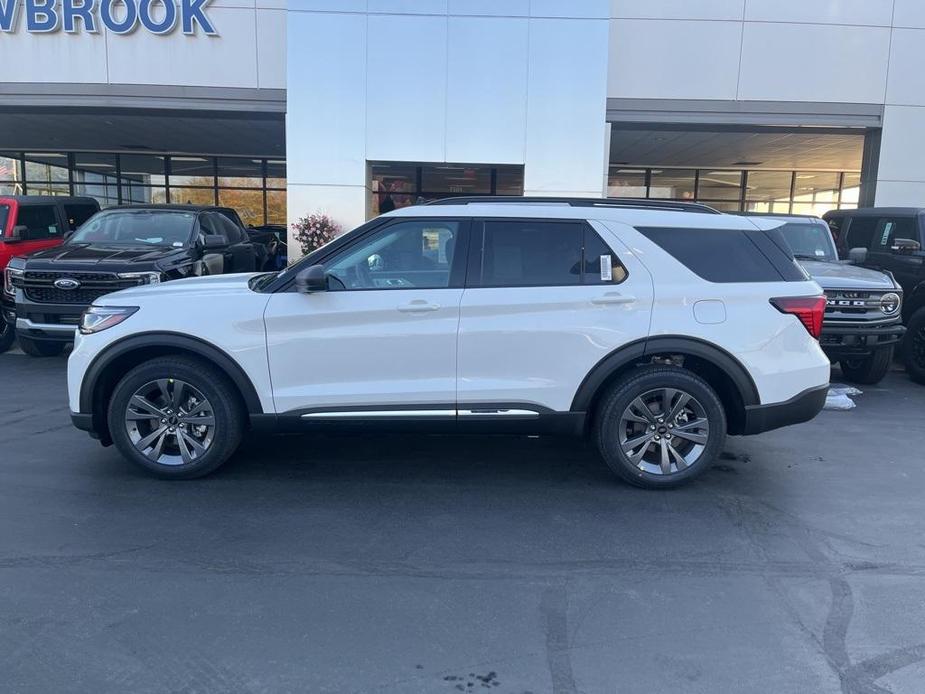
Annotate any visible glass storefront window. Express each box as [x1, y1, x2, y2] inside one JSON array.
[[607, 168, 646, 198], [266, 160, 286, 189], [218, 158, 263, 189], [120, 154, 167, 188], [649, 169, 695, 200], [122, 184, 168, 205], [25, 153, 69, 183], [1, 153, 22, 183], [496, 168, 525, 195], [169, 156, 214, 187], [697, 170, 742, 201], [219, 188, 264, 226], [169, 187, 216, 206], [421, 165, 491, 195], [266, 190, 286, 225], [794, 172, 840, 204], [73, 153, 119, 208], [745, 171, 792, 206]]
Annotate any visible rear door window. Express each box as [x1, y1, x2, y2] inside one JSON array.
[[479, 221, 582, 287], [869, 217, 917, 254], [0, 204, 9, 234], [636, 226, 788, 283], [15, 205, 64, 241], [843, 217, 877, 251], [62, 203, 98, 231]]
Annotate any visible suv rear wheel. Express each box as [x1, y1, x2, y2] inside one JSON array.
[[107, 356, 245, 479], [18, 336, 64, 357], [839, 346, 893, 385], [902, 308, 925, 385], [594, 366, 727, 489]]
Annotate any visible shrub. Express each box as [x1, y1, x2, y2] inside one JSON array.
[[291, 213, 341, 256]]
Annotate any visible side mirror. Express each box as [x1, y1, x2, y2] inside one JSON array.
[[295, 264, 328, 294], [6, 225, 27, 242], [892, 237, 922, 254], [849, 247, 868, 264], [202, 234, 228, 250]]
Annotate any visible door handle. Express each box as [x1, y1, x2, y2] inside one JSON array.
[[592, 292, 636, 306], [397, 300, 440, 313]]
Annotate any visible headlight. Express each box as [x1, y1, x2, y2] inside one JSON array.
[[880, 292, 901, 315], [79, 306, 138, 335], [118, 271, 162, 285], [3, 267, 23, 296]]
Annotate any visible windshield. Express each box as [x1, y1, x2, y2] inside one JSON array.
[[775, 221, 837, 262], [0, 204, 8, 234], [69, 210, 196, 246]]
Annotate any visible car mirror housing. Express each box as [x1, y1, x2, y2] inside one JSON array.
[[202, 234, 228, 249], [848, 247, 867, 264], [295, 264, 328, 294], [892, 237, 922, 254]]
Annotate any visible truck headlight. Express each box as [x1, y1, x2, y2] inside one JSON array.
[[880, 292, 901, 315], [118, 271, 162, 285], [3, 267, 23, 296], [79, 306, 139, 335]]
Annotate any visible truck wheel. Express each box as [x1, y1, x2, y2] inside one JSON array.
[[839, 346, 893, 385], [107, 356, 245, 479], [0, 321, 14, 353], [18, 336, 65, 357], [594, 366, 727, 489], [901, 308, 925, 385]]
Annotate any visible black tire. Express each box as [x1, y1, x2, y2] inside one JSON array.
[[839, 346, 893, 385], [594, 366, 727, 489], [17, 335, 65, 357], [0, 320, 14, 354], [107, 355, 245, 479], [901, 308, 925, 385]]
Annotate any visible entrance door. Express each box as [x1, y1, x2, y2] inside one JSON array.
[[264, 218, 468, 414]]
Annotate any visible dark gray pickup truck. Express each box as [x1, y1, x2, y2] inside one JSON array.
[[742, 214, 904, 385]]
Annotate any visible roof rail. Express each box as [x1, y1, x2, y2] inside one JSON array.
[[424, 196, 721, 214]]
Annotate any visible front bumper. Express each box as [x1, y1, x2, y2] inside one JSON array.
[[8, 290, 86, 343], [820, 319, 906, 359], [742, 384, 828, 435]]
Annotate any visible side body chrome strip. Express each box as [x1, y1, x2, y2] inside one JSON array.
[[301, 408, 541, 420]]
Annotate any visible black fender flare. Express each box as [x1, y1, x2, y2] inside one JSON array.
[[570, 335, 760, 412], [79, 332, 264, 415], [904, 281, 925, 320]]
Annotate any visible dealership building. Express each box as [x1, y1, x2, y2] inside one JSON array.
[[3, 0, 925, 247]]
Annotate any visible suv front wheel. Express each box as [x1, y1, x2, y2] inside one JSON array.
[[0, 320, 14, 353], [902, 308, 925, 385], [594, 367, 727, 489], [107, 356, 246, 479]]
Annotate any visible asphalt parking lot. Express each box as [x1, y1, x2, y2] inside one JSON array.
[[1, 351, 924, 694]]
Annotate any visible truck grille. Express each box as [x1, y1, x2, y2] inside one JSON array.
[[22, 271, 143, 305], [824, 290, 886, 318]]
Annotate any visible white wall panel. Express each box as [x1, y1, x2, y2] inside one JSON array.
[[366, 14, 447, 162], [368, 0, 447, 14], [531, 0, 608, 19], [874, 180, 925, 206], [894, 0, 925, 29], [445, 16, 528, 164], [287, 11, 367, 186], [525, 17, 609, 194], [609, 19, 741, 99], [448, 0, 529, 16], [885, 29, 925, 107], [289, 0, 365, 10], [108, 9, 259, 88], [611, 0, 744, 21], [877, 105, 925, 183], [744, 0, 893, 27], [257, 9, 287, 90], [738, 22, 890, 103], [0, 29, 108, 84]]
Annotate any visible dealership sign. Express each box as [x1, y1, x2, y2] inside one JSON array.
[[0, 0, 217, 35]]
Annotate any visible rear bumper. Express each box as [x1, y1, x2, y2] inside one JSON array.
[[741, 384, 828, 435], [820, 320, 906, 358]]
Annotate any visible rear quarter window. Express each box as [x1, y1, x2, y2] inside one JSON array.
[[636, 226, 800, 283]]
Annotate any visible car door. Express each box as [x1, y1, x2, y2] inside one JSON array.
[[214, 209, 258, 272], [196, 212, 231, 275], [10, 203, 67, 256], [456, 218, 653, 413], [865, 215, 925, 295], [263, 218, 468, 414]]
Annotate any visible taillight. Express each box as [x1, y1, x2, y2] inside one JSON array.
[[770, 296, 826, 339]]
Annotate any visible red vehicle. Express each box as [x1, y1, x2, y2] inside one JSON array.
[[1, 196, 100, 352]]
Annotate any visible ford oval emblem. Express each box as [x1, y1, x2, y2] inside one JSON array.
[[54, 278, 81, 290]]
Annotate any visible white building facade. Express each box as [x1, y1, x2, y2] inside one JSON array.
[[3, 1, 925, 245]]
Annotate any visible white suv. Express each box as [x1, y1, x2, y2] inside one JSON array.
[[67, 198, 831, 488]]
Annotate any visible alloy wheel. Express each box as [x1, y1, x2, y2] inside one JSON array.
[[124, 379, 216, 466], [618, 388, 710, 476]]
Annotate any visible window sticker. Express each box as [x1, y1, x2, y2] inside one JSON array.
[[600, 255, 613, 282], [880, 222, 894, 246]]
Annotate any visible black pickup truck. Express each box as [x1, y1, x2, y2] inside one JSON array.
[[2, 205, 261, 356], [824, 208, 925, 384]]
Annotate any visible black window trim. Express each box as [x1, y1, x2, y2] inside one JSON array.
[[465, 217, 629, 290]]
